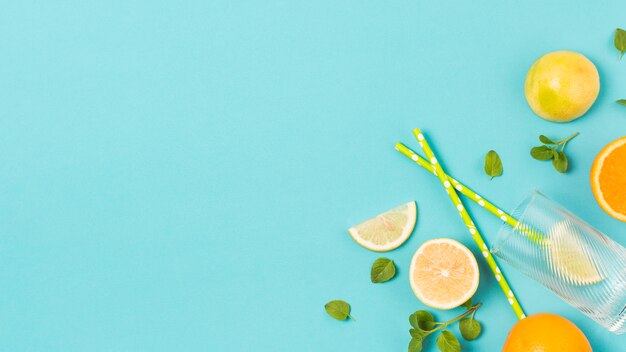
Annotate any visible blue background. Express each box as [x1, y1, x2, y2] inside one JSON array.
[[1, 1, 625, 351]]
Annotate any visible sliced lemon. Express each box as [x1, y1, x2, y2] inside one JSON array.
[[409, 238, 479, 310], [348, 201, 416, 252], [548, 221, 604, 286]]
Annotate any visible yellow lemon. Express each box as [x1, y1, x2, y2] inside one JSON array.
[[524, 50, 599, 122]]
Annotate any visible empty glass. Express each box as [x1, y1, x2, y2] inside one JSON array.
[[491, 191, 626, 334]]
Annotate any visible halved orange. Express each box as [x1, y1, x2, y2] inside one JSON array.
[[409, 238, 479, 309], [590, 136, 626, 222]]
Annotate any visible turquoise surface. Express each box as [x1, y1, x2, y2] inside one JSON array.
[[1, 1, 625, 351]]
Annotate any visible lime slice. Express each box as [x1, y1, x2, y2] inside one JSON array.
[[548, 221, 604, 286], [348, 201, 416, 252]]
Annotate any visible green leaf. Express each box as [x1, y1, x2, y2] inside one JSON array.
[[615, 28, 626, 60], [552, 151, 568, 173], [617, 99, 626, 106], [370, 257, 396, 283], [530, 146, 554, 160], [436, 330, 461, 352], [408, 336, 423, 352], [539, 135, 555, 144], [459, 318, 482, 340], [324, 300, 353, 321], [409, 310, 436, 331], [409, 328, 423, 338], [460, 298, 472, 309], [484, 150, 503, 180]]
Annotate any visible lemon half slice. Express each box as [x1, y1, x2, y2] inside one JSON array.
[[348, 201, 416, 252]]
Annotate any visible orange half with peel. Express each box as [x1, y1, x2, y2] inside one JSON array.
[[591, 136, 626, 222]]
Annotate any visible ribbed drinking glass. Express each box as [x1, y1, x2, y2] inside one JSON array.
[[491, 191, 626, 334]]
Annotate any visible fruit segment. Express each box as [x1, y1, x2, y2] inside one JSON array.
[[348, 201, 416, 252]]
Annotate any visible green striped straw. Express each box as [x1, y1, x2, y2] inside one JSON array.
[[395, 143, 543, 244], [395, 143, 517, 228], [411, 128, 526, 320]]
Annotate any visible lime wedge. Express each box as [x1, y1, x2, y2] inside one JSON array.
[[348, 202, 416, 252]]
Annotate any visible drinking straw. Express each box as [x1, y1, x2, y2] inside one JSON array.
[[394, 143, 517, 228], [411, 128, 526, 320], [395, 142, 544, 244]]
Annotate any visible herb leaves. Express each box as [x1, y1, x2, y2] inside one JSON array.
[[530, 145, 553, 160], [615, 28, 626, 60], [324, 300, 354, 321], [409, 310, 435, 331], [530, 132, 579, 173], [457, 298, 481, 341], [459, 317, 481, 340], [436, 331, 461, 352], [408, 336, 423, 352], [407, 301, 482, 352], [484, 150, 503, 180], [370, 257, 396, 283], [617, 99, 626, 106]]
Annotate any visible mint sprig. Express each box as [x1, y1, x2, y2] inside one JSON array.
[[407, 301, 482, 352], [530, 132, 579, 173]]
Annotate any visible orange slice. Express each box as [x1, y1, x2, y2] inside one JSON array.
[[409, 238, 479, 309], [590, 136, 626, 222]]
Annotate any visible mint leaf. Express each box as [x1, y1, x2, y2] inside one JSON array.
[[459, 318, 482, 340], [370, 257, 396, 283], [539, 135, 555, 144], [552, 151, 568, 173], [410, 328, 423, 338], [408, 336, 423, 352], [436, 330, 461, 352], [617, 99, 626, 106], [484, 150, 503, 180], [530, 146, 554, 160], [324, 300, 353, 321], [615, 28, 626, 60], [409, 310, 435, 331]]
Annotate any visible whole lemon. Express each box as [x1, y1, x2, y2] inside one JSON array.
[[502, 313, 592, 352], [524, 50, 599, 122]]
